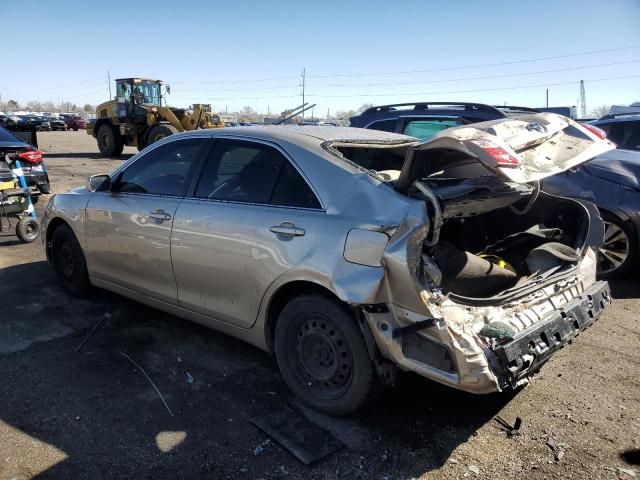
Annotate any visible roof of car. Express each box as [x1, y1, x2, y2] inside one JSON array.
[[185, 125, 418, 144], [594, 113, 640, 123]]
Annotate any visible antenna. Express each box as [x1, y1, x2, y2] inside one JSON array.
[[579, 80, 586, 118]]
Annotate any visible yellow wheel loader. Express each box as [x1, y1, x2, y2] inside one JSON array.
[[88, 78, 224, 157]]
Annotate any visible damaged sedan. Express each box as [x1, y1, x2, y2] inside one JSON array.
[[42, 116, 614, 414]]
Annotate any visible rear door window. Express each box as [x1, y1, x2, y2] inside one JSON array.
[[194, 139, 321, 208], [403, 119, 458, 140], [366, 119, 396, 132], [606, 121, 640, 151]]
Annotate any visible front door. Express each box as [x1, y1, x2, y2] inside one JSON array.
[[171, 138, 324, 328], [84, 137, 207, 302]]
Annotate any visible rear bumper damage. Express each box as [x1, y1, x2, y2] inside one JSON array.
[[362, 249, 611, 394], [494, 280, 610, 388]]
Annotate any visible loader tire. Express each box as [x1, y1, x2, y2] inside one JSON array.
[[97, 125, 124, 157], [147, 124, 178, 146]]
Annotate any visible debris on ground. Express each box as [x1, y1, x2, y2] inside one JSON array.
[[495, 415, 522, 437], [250, 404, 343, 465], [120, 351, 174, 417], [545, 435, 568, 462], [253, 439, 271, 455], [185, 371, 194, 384], [75, 306, 112, 352], [617, 466, 637, 478], [467, 464, 480, 475]]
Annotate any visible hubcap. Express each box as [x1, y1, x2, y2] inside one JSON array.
[[598, 220, 630, 275], [294, 318, 353, 399], [100, 133, 111, 148]]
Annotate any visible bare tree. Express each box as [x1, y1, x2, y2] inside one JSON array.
[[357, 103, 374, 114], [7, 99, 19, 111], [589, 105, 610, 119], [26, 100, 43, 112], [83, 104, 95, 113]]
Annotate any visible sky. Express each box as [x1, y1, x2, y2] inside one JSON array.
[[1, 0, 639, 116]]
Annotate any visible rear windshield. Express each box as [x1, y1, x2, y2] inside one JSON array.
[[326, 141, 413, 181], [0, 127, 21, 143]]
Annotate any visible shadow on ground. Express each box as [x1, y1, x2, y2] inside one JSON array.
[[0, 261, 515, 479]]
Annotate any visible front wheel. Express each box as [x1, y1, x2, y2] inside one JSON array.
[[274, 294, 375, 415], [51, 224, 91, 296], [96, 124, 124, 157], [597, 212, 637, 278], [146, 124, 178, 146]]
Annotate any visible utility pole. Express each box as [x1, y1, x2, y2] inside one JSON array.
[[108, 70, 112, 99], [301, 67, 306, 122], [546, 88, 549, 108], [579, 80, 586, 118]]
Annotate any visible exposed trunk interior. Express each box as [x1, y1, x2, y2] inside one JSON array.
[[408, 149, 591, 301]]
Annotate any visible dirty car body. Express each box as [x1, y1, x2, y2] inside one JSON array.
[[43, 116, 614, 413]]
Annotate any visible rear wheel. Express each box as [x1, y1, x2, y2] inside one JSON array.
[[597, 212, 637, 278], [97, 124, 124, 157], [16, 217, 40, 243], [274, 294, 375, 415], [51, 224, 91, 296], [146, 124, 178, 146]]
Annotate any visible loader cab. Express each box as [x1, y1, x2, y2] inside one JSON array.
[[114, 78, 163, 123]]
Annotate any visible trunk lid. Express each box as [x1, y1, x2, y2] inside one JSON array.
[[396, 112, 616, 191]]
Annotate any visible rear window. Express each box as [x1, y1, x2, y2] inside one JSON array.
[[366, 119, 396, 132], [403, 119, 458, 140], [329, 143, 412, 179], [0, 127, 21, 143]]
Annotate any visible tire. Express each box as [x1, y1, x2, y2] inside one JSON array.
[[146, 124, 178, 146], [73, 126, 79, 131], [51, 224, 91, 296], [274, 294, 375, 415], [16, 217, 40, 243], [96, 124, 124, 157], [38, 183, 51, 194], [597, 212, 638, 278]]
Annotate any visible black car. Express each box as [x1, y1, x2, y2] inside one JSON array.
[[542, 148, 640, 278], [349, 102, 538, 138], [0, 126, 50, 196], [46, 117, 67, 131], [590, 113, 640, 152]]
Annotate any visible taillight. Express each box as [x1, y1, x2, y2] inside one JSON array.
[[18, 149, 43, 164], [580, 123, 607, 140], [469, 138, 520, 168]]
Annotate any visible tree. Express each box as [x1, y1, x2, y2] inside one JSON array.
[[26, 100, 43, 112], [42, 101, 56, 111], [334, 109, 357, 125], [589, 105, 610, 119], [83, 104, 94, 113], [7, 99, 19, 111]]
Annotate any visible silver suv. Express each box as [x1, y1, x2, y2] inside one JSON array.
[[43, 116, 613, 414]]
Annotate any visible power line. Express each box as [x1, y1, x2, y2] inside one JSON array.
[[320, 60, 640, 87], [306, 74, 640, 98], [170, 74, 300, 85], [307, 44, 640, 78]]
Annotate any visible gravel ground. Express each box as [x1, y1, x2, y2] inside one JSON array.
[[1, 131, 639, 480]]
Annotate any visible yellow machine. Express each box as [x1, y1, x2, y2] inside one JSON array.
[[88, 78, 224, 156]]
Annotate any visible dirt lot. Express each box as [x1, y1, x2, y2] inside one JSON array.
[[1, 131, 639, 479]]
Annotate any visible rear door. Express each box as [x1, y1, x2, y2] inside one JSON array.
[[171, 138, 323, 328], [84, 137, 207, 302]]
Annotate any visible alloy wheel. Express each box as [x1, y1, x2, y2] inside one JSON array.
[[598, 220, 630, 275]]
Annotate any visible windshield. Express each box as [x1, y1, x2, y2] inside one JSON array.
[[117, 81, 162, 105], [133, 81, 161, 105]]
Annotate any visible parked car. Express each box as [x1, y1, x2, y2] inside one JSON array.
[[542, 148, 640, 278], [46, 117, 67, 131], [65, 115, 87, 131], [43, 118, 613, 414], [590, 113, 640, 151], [349, 102, 539, 138], [37, 116, 52, 131], [20, 115, 46, 131], [0, 125, 50, 195]]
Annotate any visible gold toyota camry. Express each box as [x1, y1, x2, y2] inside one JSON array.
[[43, 117, 613, 414]]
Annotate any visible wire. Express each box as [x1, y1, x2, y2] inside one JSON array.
[[170, 74, 300, 85], [306, 74, 640, 98], [320, 60, 640, 88], [307, 44, 640, 78]]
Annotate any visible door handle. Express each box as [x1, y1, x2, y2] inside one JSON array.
[[149, 209, 172, 221], [269, 222, 305, 237]]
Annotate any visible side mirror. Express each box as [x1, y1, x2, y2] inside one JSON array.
[[88, 174, 111, 192]]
